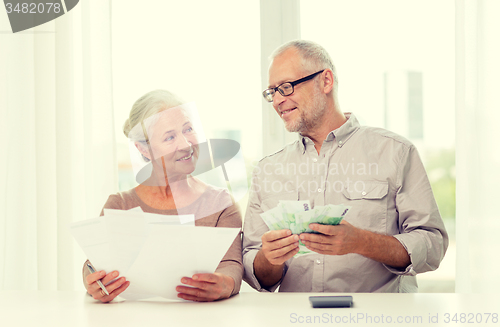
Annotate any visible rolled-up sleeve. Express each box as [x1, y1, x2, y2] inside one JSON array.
[[386, 145, 449, 275], [213, 203, 244, 296]]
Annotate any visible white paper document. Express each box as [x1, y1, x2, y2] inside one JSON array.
[[69, 208, 239, 301]]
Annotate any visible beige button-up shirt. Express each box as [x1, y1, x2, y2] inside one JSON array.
[[242, 113, 448, 292]]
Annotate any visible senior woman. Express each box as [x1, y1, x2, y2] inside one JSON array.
[[82, 90, 243, 302]]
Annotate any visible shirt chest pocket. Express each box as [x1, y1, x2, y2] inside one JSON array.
[[261, 191, 299, 212], [341, 181, 389, 234]]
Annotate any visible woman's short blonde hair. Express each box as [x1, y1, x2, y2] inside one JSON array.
[[124, 89, 185, 139], [123, 89, 185, 161]]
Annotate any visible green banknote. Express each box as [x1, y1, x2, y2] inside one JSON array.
[[260, 201, 351, 257]]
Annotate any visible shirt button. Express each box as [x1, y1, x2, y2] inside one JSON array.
[[362, 191, 367, 196], [318, 189, 322, 193], [312, 158, 318, 162], [338, 140, 343, 145], [316, 259, 321, 264]]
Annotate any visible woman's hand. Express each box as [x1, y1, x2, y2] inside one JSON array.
[[85, 270, 130, 303], [176, 273, 234, 302]]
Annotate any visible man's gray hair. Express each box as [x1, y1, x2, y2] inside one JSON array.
[[270, 40, 338, 86]]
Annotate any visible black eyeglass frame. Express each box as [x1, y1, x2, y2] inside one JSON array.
[[262, 69, 325, 102]]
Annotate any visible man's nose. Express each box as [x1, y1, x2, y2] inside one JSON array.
[[273, 91, 287, 109]]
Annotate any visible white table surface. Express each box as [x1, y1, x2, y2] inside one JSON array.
[[1, 291, 499, 327]]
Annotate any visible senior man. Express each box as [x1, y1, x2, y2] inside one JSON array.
[[242, 40, 448, 292]]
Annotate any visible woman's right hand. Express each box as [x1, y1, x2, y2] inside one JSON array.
[[85, 270, 130, 303]]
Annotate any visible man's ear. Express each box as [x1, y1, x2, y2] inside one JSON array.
[[322, 69, 335, 94], [135, 141, 151, 161]]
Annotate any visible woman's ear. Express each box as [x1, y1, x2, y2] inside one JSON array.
[[135, 141, 151, 161]]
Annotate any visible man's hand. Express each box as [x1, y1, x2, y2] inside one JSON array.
[[253, 229, 299, 288], [261, 229, 300, 265], [176, 273, 234, 302], [299, 220, 411, 268], [299, 220, 362, 255]]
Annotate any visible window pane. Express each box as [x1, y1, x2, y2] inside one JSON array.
[[111, 0, 262, 199]]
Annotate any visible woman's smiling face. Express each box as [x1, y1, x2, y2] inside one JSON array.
[[141, 106, 199, 179]]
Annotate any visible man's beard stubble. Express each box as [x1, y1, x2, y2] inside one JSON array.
[[284, 87, 327, 134]]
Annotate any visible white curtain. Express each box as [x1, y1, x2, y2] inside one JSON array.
[[455, 0, 500, 293], [0, 1, 116, 291]]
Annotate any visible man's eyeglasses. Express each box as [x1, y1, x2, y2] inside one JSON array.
[[262, 70, 325, 103]]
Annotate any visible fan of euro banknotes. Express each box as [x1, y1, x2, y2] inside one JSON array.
[[260, 200, 351, 256]]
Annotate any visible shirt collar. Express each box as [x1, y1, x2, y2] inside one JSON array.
[[299, 112, 360, 153]]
